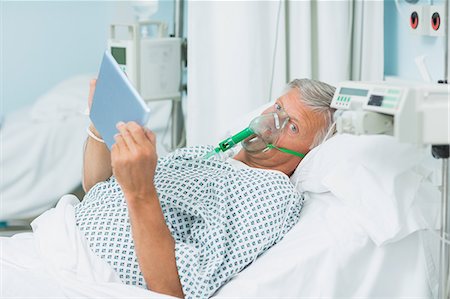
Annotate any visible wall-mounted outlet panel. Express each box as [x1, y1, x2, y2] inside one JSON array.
[[407, 5, 429, 35], [428, 5, 445, 37]]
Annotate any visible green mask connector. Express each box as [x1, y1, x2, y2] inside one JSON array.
[[218, 127, 254, 152], [203, 127, 255, 159]]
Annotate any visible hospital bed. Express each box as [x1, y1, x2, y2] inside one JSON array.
[[1, 129, 442, 298], [0, 75, 172, 231]]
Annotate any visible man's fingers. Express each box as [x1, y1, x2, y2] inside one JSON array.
[[116, 122, 137, 152], [126, 122, 149, 145], [114, 122, 156, 157], [113, 132, 126, 151], [144, 128, 156, 145], [111, 142, 120, 160]]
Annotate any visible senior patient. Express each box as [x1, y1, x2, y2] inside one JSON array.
[[78, 78, 335, 298]]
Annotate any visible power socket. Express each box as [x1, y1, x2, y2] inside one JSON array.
[[428, 5, 445, 36], [407, 5, 429, 35]]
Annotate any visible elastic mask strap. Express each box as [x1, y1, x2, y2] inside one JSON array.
[[267, 144, 306, 158]]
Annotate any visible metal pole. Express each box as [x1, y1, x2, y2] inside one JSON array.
[[445, 0, 449, 81], [438, 1, 449, 294], [175, 0, 184, 38], [171, 0, 185, 149], [284, 0, 290, 83], [439, 158, 450, 299]]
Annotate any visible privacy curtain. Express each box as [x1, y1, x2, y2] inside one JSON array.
[[186, 0, 384, 146]]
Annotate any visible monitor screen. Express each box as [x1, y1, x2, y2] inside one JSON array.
[[339, 87, 368, 97], [111, 47, 126, 65]]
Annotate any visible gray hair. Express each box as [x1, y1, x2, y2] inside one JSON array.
[[286, 79, 336, 149]]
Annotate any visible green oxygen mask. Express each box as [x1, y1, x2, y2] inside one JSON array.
[[204, 109, 306, 159]]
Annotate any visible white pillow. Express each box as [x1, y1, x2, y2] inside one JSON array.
[[290, 134, 429, 191], [220, 102, 441, 245], [291, 134, 441, 245]]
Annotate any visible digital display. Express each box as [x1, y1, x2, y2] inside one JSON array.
[[368, 95, 384, 107], [339, 87, 368, 97], [111, 47, 126, 65]]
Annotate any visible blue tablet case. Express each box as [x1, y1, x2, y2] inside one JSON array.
[[90, 51, 150, 150]]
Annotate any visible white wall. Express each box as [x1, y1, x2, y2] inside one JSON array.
[[1, 0, 175, 115]]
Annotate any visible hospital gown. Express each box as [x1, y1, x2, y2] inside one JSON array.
[[75, 145, 304, 298]]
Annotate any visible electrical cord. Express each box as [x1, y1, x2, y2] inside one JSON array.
[[161, 100, 187, 153], [161, 107, 173, 153], [415, 203, 450, 245], [292, 121, 337, 190], [394, 0, 408, 20]]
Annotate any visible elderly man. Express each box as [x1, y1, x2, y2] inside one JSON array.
[[78, 78, 335, 298]]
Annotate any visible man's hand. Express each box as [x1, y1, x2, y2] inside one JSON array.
[[111, 121, 158, 202], [111, 121, 184, 298]]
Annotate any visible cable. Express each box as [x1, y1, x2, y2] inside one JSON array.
[[416, 206, 450, 245], [268, 0, 283, 103], [161, 104, 174, 153], [430, 230, 450, 245], [394, 0, 408, 20], [321, 121, 337, 144], [292, 120, 337, 190], [161, 99, 187, 152]]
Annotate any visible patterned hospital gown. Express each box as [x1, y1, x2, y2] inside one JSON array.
[[75, 145, 304, 298]]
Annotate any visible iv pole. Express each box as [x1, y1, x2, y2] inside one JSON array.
[[437, 0, 450, 298], [171, 0, 186, 149]]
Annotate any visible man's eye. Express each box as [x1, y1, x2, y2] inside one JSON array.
[[274, 103, 282, 111], [289, 123, 298, 133]]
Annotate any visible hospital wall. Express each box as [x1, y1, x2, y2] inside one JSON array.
[[2, 0, 447, 116], [1, 1, 175, 115], [384, 0, 447, 82]]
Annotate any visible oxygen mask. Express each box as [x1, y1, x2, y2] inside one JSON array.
[[204, 109, 306, 159], [241, 110, 289, 153]]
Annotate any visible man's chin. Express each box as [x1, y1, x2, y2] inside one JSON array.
[[246, 148, 277, 160]]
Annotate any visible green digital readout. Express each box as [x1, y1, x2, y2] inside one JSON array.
[[111, 47, 126, 65], [339, 87, 369, 97]]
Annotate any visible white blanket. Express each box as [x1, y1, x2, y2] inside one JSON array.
[[1, 195, 174, 298], [1, 193, 439, 298]]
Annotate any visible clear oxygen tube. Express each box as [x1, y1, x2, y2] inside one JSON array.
[[204, 110, 293, 160]]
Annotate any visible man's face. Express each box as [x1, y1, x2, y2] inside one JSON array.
[[242, 88, 326, 175]]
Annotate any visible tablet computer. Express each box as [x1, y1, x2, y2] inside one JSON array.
[[90, 51, 150, 150]]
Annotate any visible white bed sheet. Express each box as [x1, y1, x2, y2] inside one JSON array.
[[1, 191, 439, 298]]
